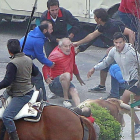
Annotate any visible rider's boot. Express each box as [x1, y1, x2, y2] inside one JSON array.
[[0, 123, 6, 140], [9, 131, 19, 140]]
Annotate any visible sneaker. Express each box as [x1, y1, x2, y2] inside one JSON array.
[[48, 92, 57, 99], [88, 85, 106, 93], [135, 124, 140, 135], [63, 100, 72, 108]]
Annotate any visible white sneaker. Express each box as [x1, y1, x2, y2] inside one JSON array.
[[63, 100, 72, 108], [48, 92, 57, 99]]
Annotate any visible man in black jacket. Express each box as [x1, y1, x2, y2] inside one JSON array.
[[74, 8, 135, 93], [40, 0, 80, 57]]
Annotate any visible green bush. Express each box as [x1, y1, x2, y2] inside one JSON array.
[[82, 103, 122, 140]]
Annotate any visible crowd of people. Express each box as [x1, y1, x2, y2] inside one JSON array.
[[0, 0, 140, 139]]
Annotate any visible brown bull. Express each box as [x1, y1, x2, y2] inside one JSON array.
[[78, 98, 140, 126]]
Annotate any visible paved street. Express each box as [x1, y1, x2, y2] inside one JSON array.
[[0, 21, 140, 139]]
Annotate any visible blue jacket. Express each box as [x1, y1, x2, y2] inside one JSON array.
[[20, 26, 53, 67], [109, 64, 125, 83]]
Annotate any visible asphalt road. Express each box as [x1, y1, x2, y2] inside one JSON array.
[[0, 21, 140, 140]]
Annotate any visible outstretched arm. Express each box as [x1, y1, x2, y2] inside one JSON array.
[[123, 27, 135, 46], [73, 30, 101, 47]]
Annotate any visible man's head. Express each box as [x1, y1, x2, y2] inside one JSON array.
[[82, 107, 91, 117], [94, 8, 109, 24], [39, 20, 53, 36], [47, 0, 59, 19], [73, 107, 82, 115], [113, 32, 126, 53], [58, 38, 72, 55], [7, 39, 21, 56]]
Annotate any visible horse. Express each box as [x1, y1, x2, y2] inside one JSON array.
[[0, 105, 96, 140]]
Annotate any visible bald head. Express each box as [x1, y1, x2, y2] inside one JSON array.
[[82, 107, 91, 117], [58, 38, 72, 55]]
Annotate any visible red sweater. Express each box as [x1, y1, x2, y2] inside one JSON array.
[[119, 0, 140, 18], [87, 116, 95, 123], [42, 46, 79, 80]]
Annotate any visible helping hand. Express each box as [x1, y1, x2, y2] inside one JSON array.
[[87, 68, 95, 79], [45, 77, 53, 84], [78, 77, 85, 86]]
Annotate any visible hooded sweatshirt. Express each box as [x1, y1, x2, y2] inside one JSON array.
[[94, 43, 140, 82], [20, 26, 53, 67]]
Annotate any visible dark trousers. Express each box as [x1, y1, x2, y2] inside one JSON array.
[[44, 41, 58, 57], [110, 76, 126, 98], [2, 90, 33, 133], [31, 70, 47, 101]]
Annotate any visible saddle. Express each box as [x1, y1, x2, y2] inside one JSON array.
[[0, 89, 47, 122]]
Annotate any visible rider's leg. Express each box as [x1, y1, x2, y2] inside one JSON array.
[[2, 90, 33, 140], [0, 123, 6, 140]]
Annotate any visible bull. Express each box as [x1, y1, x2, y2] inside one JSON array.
[[78, 98, 140, 127]]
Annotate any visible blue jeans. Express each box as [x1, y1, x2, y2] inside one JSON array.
[[110, 76, 126, 98], [118, 11, 138, 34], [32, 71, 47, 101], [2, 90, 33, 133]]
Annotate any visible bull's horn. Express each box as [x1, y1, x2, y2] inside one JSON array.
[[120, 103, 140, 111]]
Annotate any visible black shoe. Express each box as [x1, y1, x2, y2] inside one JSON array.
[[0, 123, 6, 140], [88, 85, 106, 93], [9, 131, 19, 140]]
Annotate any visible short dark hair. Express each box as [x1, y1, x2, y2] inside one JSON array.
[[94, 8, 109, 22], [39, 21, 51, 32], [82, 107, 91, 117], [73, 107, 82, 115], [47, 0, 59, 9], [113, 32, 126, 41], [7, 39, 21, 54]]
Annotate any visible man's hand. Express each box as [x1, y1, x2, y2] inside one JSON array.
[[106, 46, 113, 55], [87, 68, 95, 78], [73, 42, 79, 47], [75, 48, 80, 55], [50, 62, 55, 68], [68, 33, 74, 41], [75, 74, 85, 85], [77, 77, 85, 86], [45, 77, 52, 84]]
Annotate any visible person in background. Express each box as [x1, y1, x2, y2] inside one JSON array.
[[73, 8, 135, 93], [40, 0, 80, 57], [118, 0, 140, 34], [20, 21, 54, 101], [42, 38, 85, 108]]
